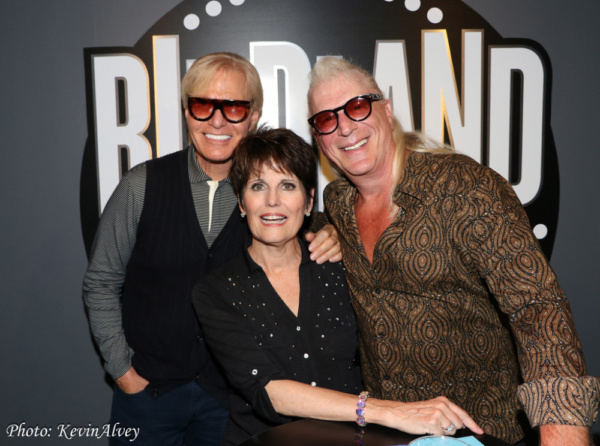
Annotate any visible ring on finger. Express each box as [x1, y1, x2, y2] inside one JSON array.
[[443, 422, 455, 433]]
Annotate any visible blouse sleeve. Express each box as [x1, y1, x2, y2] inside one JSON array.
[[463, 167, 600, 428], [192, 276, 291, 425]]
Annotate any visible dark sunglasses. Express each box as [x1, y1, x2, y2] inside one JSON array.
[[308, 94, 383, 135], [188, 97, 252, 123]]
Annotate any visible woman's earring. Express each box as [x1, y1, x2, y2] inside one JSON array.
[[240, 212, 246, 218], [305, 211, 311, 217]]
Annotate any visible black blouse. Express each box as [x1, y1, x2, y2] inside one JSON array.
[[193, 239, 362, 446]]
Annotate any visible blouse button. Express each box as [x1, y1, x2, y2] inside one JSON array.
[[311, 382, 317, 386], [296, 326, 301, 331], [252, 369, 258, 375], [304, 353, 309, 359]]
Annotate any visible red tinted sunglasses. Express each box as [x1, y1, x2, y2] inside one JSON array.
[[188, 97, 252, 123], [308, 94, 383, 135]]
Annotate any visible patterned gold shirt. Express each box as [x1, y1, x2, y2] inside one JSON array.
[[324, 151, 599, 443]]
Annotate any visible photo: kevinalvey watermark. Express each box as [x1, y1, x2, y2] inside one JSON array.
[[6, 422, 140, 441]]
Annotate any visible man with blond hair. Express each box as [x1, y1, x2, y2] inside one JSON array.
[[84, 53, 340, 446]]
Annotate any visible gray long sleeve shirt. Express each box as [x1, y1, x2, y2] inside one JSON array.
[[82, 146, 238, 379]]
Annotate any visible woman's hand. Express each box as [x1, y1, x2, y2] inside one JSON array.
[[370, 396, 484, 437], [305, 224, 342, 263], [115, 366, 149, 394]]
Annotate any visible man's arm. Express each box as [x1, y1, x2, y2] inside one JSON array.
[[82, 164, 145, 382], [114, 367, 150, 394], [468, 168, 600, 437], [539, 425, 592, 446]]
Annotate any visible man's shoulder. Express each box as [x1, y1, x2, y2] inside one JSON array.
[[323, 178, 354, 223], [146, 148, 189, 169], [411, 151, 481, 171], [410, 152, 519, 210], [120, 149, 188, 185], [120, 160, 147, 183], [410, 151, 501, 187]]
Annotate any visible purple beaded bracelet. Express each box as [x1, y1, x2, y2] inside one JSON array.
[[356, 391, 369, 427]]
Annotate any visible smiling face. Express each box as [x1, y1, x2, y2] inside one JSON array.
[[240, 164, 313, 250], [185, 68, 259, 180], [309, 74, 396, 184]]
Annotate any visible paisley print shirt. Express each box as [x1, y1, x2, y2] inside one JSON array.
[[324, 151, 599, 443]]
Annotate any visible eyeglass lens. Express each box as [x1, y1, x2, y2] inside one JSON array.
[[188, 98, 251, 123], [310, 95, 378, 135]]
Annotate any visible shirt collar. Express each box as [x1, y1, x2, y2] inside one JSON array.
[[331, 151, 423, 211], [392, 151, 423, 209], [242, 237, 311, 275]]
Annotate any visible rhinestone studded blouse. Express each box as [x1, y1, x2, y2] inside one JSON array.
[[324, 151, 599, 444], [193, 238, 362, 446]]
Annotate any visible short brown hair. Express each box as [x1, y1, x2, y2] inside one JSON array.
[[230, 127, 317, 204]]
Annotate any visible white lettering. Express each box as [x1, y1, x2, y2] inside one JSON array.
[[250, 41, 311, 140], [56, 423, 71, 439], [92, 53, 152, 212], [6, 422, 23, 436], [129, 427, 141, 442], [88, 36, 547, 209], [374, 40, 415, 131], [153, 35, 182, 158], [489, 46, 545, 204], [6, 422, 50, 437], [423, 29, 483, 162], [99, 423, 111, 438]]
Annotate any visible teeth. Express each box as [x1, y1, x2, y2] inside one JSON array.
[[205, 134, 231, 140], [261, 216, 286, 223], [343, 139, 367, 151]]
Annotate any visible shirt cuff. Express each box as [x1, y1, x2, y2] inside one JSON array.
[[104, 347, 134, 380], [517, 376, 600, 427]]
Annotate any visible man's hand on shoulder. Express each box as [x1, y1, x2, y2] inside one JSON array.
[[115, 367, 149, 394], [305, 224, 342, 264]]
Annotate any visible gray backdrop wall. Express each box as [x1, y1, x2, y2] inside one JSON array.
[[1, 1, 598, 444]]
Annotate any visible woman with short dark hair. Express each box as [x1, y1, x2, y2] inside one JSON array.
[[193, 127, 480, 446]]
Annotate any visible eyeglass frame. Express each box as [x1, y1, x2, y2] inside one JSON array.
[[187, 97, 253, 123], [307, 94, 383, 135]]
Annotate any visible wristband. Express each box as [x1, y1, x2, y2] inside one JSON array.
[[356, 391, 369, 426]]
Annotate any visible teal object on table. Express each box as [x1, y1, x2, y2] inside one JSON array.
[[456, 437, 485, 446], [407, 435, 485, 446]]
